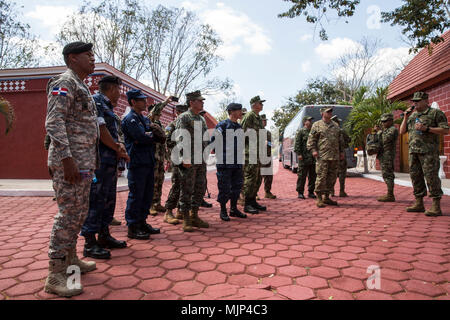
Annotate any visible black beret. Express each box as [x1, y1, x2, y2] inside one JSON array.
[[98, 75, 122, 85], [62, 42, 93, 55], [226, 103, 243, 111]]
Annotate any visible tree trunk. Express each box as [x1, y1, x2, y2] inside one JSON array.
[[363, 147, 369, 174]]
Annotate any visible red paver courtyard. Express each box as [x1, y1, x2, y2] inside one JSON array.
[[0, 168, 449, 300]]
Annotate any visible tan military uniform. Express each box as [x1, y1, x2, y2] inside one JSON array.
[[45, 69, 99, 259]]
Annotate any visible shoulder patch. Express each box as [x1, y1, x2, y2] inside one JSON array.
[[51, 87, 68, 96]]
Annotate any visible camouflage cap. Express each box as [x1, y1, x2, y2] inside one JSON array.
[[62, 41, 93, 55], [260, 114, 267, 120], [411, 91, 429, 101], [186, 90, 205, 102], [380, 113, 394, 121], [320, 107, 333, 113], [175, 104, 188, 113], [302, 116, 313, 124], [250, 96, 266, 105]]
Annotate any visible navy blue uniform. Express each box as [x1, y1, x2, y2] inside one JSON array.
[[121, 109, 156, 226], [212, 119, 244, 204], [81, 93, 120, 236]]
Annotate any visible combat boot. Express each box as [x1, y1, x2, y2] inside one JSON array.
[[175, 208, 183, 220], [406, 197, 425, 212], [425, 198, 442, 217], [244, 198, 259, 214], [253, 198, 267, 211], [377, 193, 395, 202], [308, 192, 317, 199], [127, 223, 150, 240], [164, 209, 180, 225], [264, 192, 276, 199], [201, 200, 213, 208], [323, 193, 338, 206], [149, 205, 158, 216], [316, 193, 326, 208], [190, 208, 209, 228], [98, 227, 127, 249], [44, 257, 83, 297], [83, 233, 111, 259], [67, 248, 96, 274], [182, 211, 194, 232], [220, 203, 230, 221], [154, 203, 166, 212]]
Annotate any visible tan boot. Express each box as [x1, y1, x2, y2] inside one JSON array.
[[44, 258, 83, 297], [377, 193, 395, 202], [164, 210, 180, 225], [175, 208, 183, 220], [154, 203, 166, 212], [406, 197, 425, 212], [67, 248, 96, 274], [425, 198, 442, 217], [182, 211, 194, 232], [190, 208, 209, 228], [149, 205, 158, 216], [323, 193, 338, 206], [264, 192, 276, 199], [316, 193, 326, 208]]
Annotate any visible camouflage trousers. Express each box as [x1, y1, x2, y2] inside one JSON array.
[[258, 162, 273, 193], [48, 166, 93, 259], [178, 164, 206, 212], [243, 163, 262, 199], [380, 155, 395, 189], [333, 158, 347, 191], [314, 159, 338, 194], [165, 164, 181, 210], [296, 161, 316, 195], [409, 152, 443, 198], [152, 159, 165, 205]]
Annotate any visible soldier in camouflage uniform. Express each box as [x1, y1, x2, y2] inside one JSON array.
[[294, 116, 316, 199], [148, 97, 174, 216], [175, 90, 210, 232], [376, 113, 399, 202], [307, 107, 344, 208], [400, 91, 449, 216], [331, 116, 351, 197], [257, 114, 276, 199], [44, 42, 99, 297], [241, 96, 267, 214], [164, 104, 188, 224], [237, 108, 247, 205]]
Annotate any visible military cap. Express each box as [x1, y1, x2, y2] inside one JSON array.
[[302, 116, 314, 123], [98, 75, 122, 85], [380, 113, 394, 122], [411, 91, 429, 101], [331, 115, 342, 123], [126, 89, 147, 105], [226, 103, 243, 111], [186, 90, 205, 101], [320, 107, 333, 113], [250, 96, 266, 105], [175, 104, 188, 113], [62, 41, 93, 56], [260, 114, 267, 121]]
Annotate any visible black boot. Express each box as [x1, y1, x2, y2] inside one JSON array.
[[141, 221, 160, 234], [98, 226, 127, 249], [308, 192, 317, 199], [253, 198, 267, 211], [298, 193, 305, 199], [220, 203, 230, 221], [230, 199, 247, 218], [83, 233, 111, 259], [127, 223, 150, 240], [244, 198, 259, 214], [201, 199, 213, 208]]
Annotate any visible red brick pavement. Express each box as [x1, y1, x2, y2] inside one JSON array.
[[0, 168, 449, 300]]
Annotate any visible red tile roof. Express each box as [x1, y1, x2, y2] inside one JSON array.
[[388, 30, 450, 101]]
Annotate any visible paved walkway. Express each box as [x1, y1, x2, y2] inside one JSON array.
[[0, 168, 449, 300]]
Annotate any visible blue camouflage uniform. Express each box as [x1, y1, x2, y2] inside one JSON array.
[[81, 93, 121, 235], [213, 118, 244, 205], [122, 109, 156, 227]]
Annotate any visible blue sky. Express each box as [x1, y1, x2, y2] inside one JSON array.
[[18, 0, 413, 127]]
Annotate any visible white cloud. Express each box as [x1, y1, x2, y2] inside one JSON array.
[[25, 5, 76, 34], [300, 34, 313, 42], [200, 3, 272, 59], [314, 37, 362, 63], [181, 0, 209, 11], [301, 60, 311, 73]]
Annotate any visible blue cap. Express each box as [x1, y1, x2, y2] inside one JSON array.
[[226, 103, 243, 111], [126, 89, 148, 105]]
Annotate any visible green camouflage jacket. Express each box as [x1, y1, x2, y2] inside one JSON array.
[[377, 125, 398, 160], [294, 128, 314, 165], [307, 119, 343, 161]]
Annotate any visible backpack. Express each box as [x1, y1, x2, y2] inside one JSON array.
[[366, 132, 382, 156]]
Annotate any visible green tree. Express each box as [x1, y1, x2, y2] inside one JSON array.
[[344, 86, 407, 173], [0, 0, 38, 68], [278, 0, 450, 53], [272, 77, 348, 135]]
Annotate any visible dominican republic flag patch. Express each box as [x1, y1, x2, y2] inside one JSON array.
[[51, 87, 68, 96]]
